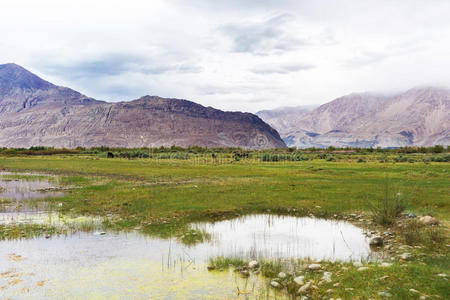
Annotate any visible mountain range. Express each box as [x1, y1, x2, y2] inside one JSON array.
[[0, 63, 285, 149], [257, 88, 450, 148]]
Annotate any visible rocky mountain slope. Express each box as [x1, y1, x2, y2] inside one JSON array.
[[0, 63, 286, 149], [257, 88, 450, 148]]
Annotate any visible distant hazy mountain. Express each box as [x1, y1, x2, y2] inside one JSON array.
[[257, 88, 450, 148], [256, 105, 317, 134], [0, 63, 286, 149]]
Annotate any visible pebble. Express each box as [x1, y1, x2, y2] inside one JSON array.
[[248, 260, 259, 269], [278, 272, 287, 279], [437, 273, 447, 277], [370, 236, 384, 247], [308, 263, 321, 271], [400, 253, 411, 260], [409, 289, 420, 294], [298, 281, 312, 293], [353, 261, 363, 267], [94, 231, 106, 236], [380, 262, 392, 267], [322, 272, 332, 282], [294, 276, 305, 286], [358, 267, 369, 271], [419, 216, 439, 225], [378, 291, 392, 297], [270, 281, 281, 289]]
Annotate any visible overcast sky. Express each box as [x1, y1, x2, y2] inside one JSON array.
[[1, 0, 449, 112]]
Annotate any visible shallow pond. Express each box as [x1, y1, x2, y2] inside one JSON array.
[[0, 215, 378, 299], [0, 172, 63, 212]]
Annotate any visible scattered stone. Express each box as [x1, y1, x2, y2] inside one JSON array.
[[358, 267, 369, 271], [345, 288, 354, 291], [409, 289, 420, 294], [408, 213, 416, 218], [333, 282, 340, 287], [278, 272, 287, 279], [270, 281, 281, 289], [322, 272, 332, 282], [400, 253, 411, 260], [294, 276, 305, 286], [437, 273, 447, 277], [378, 291, 392, 297], [419, 216, 439, 225], [380, 262, 392, 267], [353, 261, 363, 267], [94, 231, 106, 236], [308, 263, 321, 271], [298, 281, 312, 293], [248, 260, 259, 269], [370, 236, 384, 247], [326, 289, 334, 293]]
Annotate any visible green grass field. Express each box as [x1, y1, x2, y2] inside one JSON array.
[[0, 152, 448, 299]]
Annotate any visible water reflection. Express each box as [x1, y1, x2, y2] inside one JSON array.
[[0, 172, 63, 213], [0, 215, 376, 299], [192, 214, 374, 261]]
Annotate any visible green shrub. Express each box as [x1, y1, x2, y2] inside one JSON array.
[[368, 177, 407, 225]]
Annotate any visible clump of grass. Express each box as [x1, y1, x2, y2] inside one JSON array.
[[260, 260, 285, 277], [177, 228, 211, 246], [368, 177, 407, 225], [0, 223, 59, 240], [400, 219, 447, 249], [1, 174, 55, 182], [207, 256, 246, 270]]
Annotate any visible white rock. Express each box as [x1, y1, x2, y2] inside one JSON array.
[[270, 281, 281, 289], [380, 262, 392, 267], [358, 267, 369, 271], [419, 216, 439, 225], [308, 263, 321, 270], [248, 260, 259, 269], [322, 272, 332, 282], [298, 281, 312, 293], [400, 253, 411, 260], [409, 289, 420, 294], [378, 291, 392, 297], [353, 261, 363, 267], [293, 276, 305, 286], [278, 272, 287, 279]]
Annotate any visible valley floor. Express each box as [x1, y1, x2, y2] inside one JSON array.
[[0, 152, 448, 299]]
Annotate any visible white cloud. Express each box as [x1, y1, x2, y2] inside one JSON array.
[[0, 0, 449, 112]]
